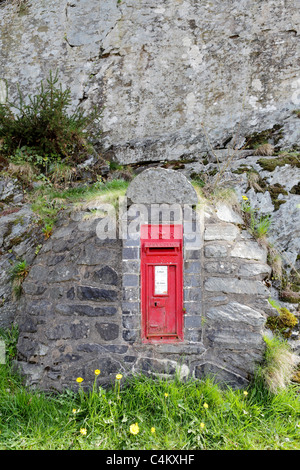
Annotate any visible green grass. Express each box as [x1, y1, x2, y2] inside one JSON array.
[[28, 178, 129, 228], [0, 329, 299, 450]]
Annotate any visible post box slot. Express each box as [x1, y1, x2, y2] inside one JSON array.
[[148, 247, 176, 252]]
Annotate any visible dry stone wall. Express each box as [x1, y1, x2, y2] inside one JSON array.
[[15, 169, 272, 391]]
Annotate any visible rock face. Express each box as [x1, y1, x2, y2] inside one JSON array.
[[0, 0, 299, 164], [0, 177, 42, 328]]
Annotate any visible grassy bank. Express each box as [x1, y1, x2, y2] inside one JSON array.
[[0, 330, 299, 450]]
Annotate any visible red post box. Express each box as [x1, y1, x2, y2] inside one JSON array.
[[140, 224, 184, 343]]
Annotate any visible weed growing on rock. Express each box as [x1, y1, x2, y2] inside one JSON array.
[[0, 71, 101, 171]]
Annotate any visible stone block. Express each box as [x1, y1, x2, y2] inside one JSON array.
[[122, 260, 140, 273], [204, 261, 237, 274], [204, 224, 239, 241], [194, 363, 249, 389], [122, 247, 139, 260], [22, 283, 47, 296], [204, 277, 269, 296], [77, 286, 118, 302], [92, 266, 119, 286], [95, 322, 119, 341], [135, 357, 177, 375], [215, 203, 244, 224], [48, 265, 80, 283], [123, 329, 137, 343], [55, 303, 117, 317], [205, 301, 266, 329], [184, 260, 201, 273], [230, 241, 267, 262], [122, 287, 139, 301], [126, 168, 198, 205], [204, 244, 228, 257], [122, 273, 139, 287], [237, 262, 272, 279], [184, 315, 203, 328], [46, 321, 89, 340]]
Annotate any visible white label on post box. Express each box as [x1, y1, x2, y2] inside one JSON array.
[[155, 266, 168, 295]]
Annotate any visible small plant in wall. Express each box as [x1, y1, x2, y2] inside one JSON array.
[[240, 195, 272, 240], [0, 70, 102, 173], [9, 259, 29, 299]]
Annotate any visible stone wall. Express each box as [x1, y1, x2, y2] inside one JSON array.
[[15, 169, 272, 391], [0, 0, 299, 164]]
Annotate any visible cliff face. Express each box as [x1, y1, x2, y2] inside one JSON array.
[[0, 0, 299, 164]]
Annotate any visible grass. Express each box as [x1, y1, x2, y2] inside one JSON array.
[[28, 178, 129, 229], [0, 329, 299, 450]]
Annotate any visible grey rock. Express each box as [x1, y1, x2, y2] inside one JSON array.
[[204, 244, 228, 258], [215, 203, 244, 224], [55, 303, 117, 316], [204, 277, 269, 296], [230, 241, 267, 262], [206, 301, 266, 329], [77, 286, 118, 302], [237, 262, 272, 279], [95, 322, 119, 341], [195, 363, 249, 389], [126, 168, 198, 205], [0, 177, 23, 205], [92, 266, 119, 286], [204, 224, 239, 241]]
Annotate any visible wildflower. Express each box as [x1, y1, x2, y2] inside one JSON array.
[[76, 377, 84, 383], [72, 409, 77, 414], [94, 369, 100, 375], [80, 428, 87, 436], [203, 403, 209, 409], [130, 423, 139, 435], [151, 427, 156, 434], [164, 393, 169, 398], [200, 422, 205, 429], [243, 391, 248, 396], [116, 374, 123, 380], [242, 195, 248, 201]]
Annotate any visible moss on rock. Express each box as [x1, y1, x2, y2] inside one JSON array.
[[266, 307, 298, 338]]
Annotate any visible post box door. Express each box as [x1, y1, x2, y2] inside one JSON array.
[[147, 264, 176, 335], [141, 225, 183, 343]]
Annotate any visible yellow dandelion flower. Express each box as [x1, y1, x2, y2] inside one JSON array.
[[80, 428, 87, 436], [203, 403, 209, 409], [151, 427, 156, 433], [76, 377, 84, 383], [200, 422, 205, 429], [94, 369, 100, 375], [242, 195, 248, 201], [116, 374, 123, 380], [130, 423, 139, 435], [164, 393, 169, 398], [243, 391, 248, 396], [72, 409, 77, 414]]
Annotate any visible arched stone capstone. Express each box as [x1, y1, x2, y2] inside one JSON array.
[[126, 167, 198, 205]]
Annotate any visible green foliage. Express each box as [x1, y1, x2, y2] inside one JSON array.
[[9, 259, 29, 299], [0, 325, 18, 362], [257, 335, 299, 393], [241, 196, 272, 239], [0, 364, 299, 450], [266, 303, 298, 339], [0, 71, 101, 170]]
